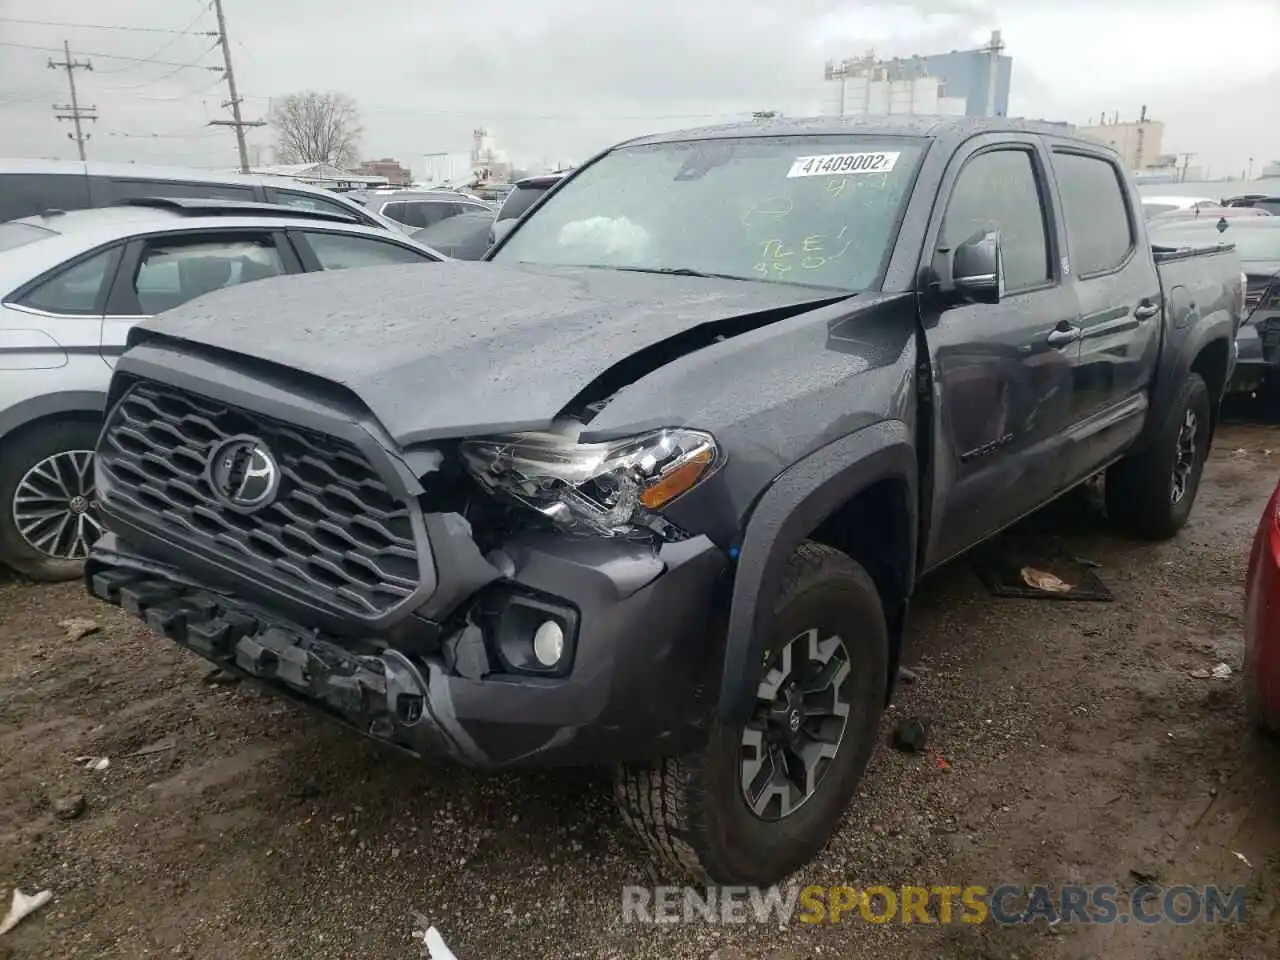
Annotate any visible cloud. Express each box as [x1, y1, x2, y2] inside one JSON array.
[[0, 0, 1275, 179]]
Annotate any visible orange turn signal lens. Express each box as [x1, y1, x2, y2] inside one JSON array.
[[639, 448, 714, 509]]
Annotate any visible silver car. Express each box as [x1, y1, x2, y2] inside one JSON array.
[[359, 190, 492, 230], [0, 197, 443, 581], [0, 157, 410, 233]]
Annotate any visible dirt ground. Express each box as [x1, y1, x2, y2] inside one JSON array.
[[3, 417, 1280, 960]]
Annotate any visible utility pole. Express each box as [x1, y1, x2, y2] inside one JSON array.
[[207, 0, 264, 173], [980, 30, 1005, 118], [48, 41, 96, 161]]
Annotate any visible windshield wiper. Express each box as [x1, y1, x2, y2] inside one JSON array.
[[609, 266, 756, 282], [561, 263, 857, 293]]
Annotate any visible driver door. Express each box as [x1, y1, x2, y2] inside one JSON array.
[[920, 136, 1084, 568]]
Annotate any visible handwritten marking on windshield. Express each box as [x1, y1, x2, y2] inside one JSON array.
[[741, 197, 793, 229], [800, 226, 851, 270], [754, 239, 795, 277], [827, 178, 849, 199]]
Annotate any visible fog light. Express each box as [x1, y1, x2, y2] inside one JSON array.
[[532, 620, 565, 667]]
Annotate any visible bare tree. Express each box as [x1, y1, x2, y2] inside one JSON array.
[[268, 91, 363, 168]]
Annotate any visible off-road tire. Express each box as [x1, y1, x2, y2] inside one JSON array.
[[1105, 373, 1211, 541], [613, 541, 888, 885], [0, 419, 102, 582]]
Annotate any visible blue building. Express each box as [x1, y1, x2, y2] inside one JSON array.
[[919, 32, 1012, 118]]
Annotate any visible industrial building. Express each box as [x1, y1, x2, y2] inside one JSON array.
[[1076, 108, 1168, 175], [822, 31, 1010, 119], [352, 157, 412, 185]]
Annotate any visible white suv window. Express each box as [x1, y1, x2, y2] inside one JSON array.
[[133, 236, 285, 315], [15, 247, 119, 315]]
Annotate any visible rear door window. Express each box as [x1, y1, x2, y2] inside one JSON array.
[[12, 246, 121, 315], [0, 172, 92, 222], [130, 234, 286, 315], [1052, 152, 1135, 276]]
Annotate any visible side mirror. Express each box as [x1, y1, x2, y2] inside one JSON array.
[[489, 219, 516, 247], [952, 229, 1004, 304]]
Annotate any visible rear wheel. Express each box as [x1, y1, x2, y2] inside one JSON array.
[[1105, 373, 1211, 541], [0, 419, 104, 582], [614, 542, 888, 884]]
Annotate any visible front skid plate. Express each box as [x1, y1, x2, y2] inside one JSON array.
[[90, 568, 448, 754]]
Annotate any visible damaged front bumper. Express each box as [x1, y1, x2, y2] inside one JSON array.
[[87, 530, 728, 769]]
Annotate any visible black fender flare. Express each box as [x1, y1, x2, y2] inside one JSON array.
[[1140, 314, 1234, 449], [0, 390, 107, 446], [717, 419, 917, 724]]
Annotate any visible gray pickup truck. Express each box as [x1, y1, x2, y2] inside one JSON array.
[[85, 117, 1242, 886]]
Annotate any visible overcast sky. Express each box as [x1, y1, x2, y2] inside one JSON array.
[[1, 0, 1276, 180]]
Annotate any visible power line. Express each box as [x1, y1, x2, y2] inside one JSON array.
[[207, 0, 263, 174], [131, 76, 226, 102], [93, 4, 216, 74], [0, 40, 218, 70], [236, 94, 751, 122], [0, 16, 216, 35], [48, 41, 96, 161], [106, 128, 224, 140], [96, 43, 222, 91]]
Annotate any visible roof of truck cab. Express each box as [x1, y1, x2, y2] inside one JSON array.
[[623, 115, 1111, 151]]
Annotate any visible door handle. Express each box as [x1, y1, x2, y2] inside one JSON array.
[[1133, 302, 1159, 321], [1046, 325, 1082, 346]]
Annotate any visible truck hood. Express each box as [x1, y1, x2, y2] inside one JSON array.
[[132, 261, 849, 446]]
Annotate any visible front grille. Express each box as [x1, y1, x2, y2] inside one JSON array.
[[98, 380, 421, 618]]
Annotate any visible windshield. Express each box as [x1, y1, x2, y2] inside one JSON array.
[[0, 221, 57, 252], [1150, 222, 1280, 261], [491, 135, 926, 291]]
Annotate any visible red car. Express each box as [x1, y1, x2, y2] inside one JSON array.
[[1245, 476, 1280, 730]]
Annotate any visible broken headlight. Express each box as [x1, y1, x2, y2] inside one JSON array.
[[460, 428, 720, 538]]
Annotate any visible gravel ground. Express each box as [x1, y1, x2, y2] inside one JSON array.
[[3, 419, 1280, 960]]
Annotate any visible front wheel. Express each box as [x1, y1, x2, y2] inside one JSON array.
[[1105, 372, 1212, 541], [614, 542, 888, 885], [0, 419, 105, 582]]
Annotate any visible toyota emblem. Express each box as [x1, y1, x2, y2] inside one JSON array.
[[207, 436, 281, 511]]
